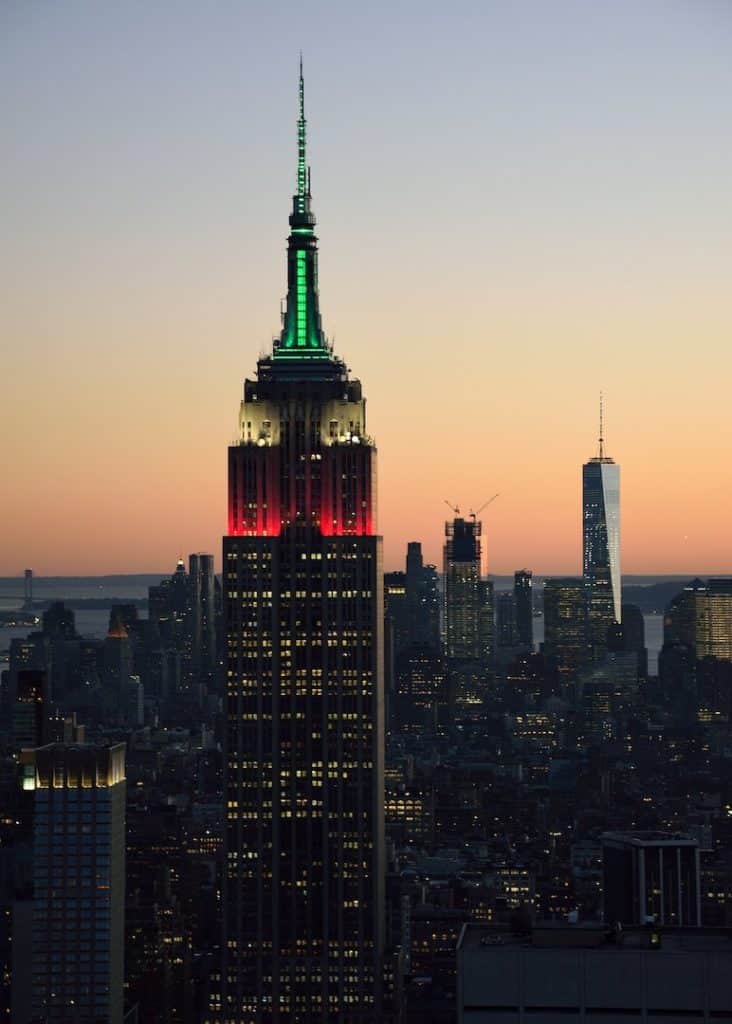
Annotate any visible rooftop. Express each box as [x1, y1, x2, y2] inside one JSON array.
[[458, 923, 732, 954]]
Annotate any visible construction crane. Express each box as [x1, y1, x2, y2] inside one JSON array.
[[444, 500, 461, 516], [469, 494, 499, 521]]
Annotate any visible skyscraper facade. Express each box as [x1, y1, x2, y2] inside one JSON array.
[[444, 516, 487, 663], [14, 743, 126, 1024], [405, 542, 440, 649], [664, 578, 732, 661], [583, 412, 621, 649], [514, 570, 533, 650], [543, 578, 588, 680], [189, 552, 217, 683], [218, 67, 384, 1022]]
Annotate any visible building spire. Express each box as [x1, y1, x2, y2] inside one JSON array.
[[273, 58, 329, 360], [297, 53, 307, 206], [598, 391, 604, 460]]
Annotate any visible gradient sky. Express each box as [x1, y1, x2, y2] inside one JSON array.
[[2, 1, 731, 576]]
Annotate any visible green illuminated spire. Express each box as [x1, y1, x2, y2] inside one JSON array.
[[274, 59, 329, 360]]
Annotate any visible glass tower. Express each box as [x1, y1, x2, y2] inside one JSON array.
[[218, 65, 385, 1023], [583, 407, 621, 648]]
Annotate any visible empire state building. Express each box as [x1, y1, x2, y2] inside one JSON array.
[[219, 66, 385, 1023]]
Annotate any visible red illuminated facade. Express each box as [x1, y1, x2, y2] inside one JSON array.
[[227, 371, 376, 539]]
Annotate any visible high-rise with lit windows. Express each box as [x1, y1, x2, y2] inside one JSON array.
[[583, 404, 621, 649], [218, 65, 384, 1023], [13, 743, 126, 1024]]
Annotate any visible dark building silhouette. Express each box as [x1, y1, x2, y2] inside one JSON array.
[[602, 832, 701, 927], [3, 632, 51, 719], [514, 569, 534, 650], [394, 644, 446, 734], [23, 568, 33, 610], [189, 552, 217, 683], [606, 602, 648, 678], [496, 592, 517, 648], [219, 65, 384, 1021], [12, 669, 48, 750], [405, 542, 440, 649]]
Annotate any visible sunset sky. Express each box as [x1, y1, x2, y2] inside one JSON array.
[[2, 1, 731, 576]]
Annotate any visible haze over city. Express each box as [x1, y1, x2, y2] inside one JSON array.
[[3, 0, 731, 575]]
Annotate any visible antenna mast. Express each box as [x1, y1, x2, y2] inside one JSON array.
[[599, 392, 604, 460]]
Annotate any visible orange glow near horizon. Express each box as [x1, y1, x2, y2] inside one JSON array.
[[2, 289, 731, 578]]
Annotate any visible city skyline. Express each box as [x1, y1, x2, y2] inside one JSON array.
[[2, 2, 732, 576]]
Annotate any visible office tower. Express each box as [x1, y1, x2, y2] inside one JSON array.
[[394, 644, 446, 734], [189, 552, 217, 682], [148, 558, 190, 696], [12, 669, 48, 750], [616, 602, 648, 678], [42, 599, 77, 639], [384, 571, 409, 660], [496, 592, 517, 648], [583, 402, 621, 648], [23, 568, 33, 610], [13, 743, 126, 1024], [602, 832, 701, 927], [543, 578, 588, 679], [41, 601, 82, 701], [405, 542, 440, 649], [3, 633, 51, 720], [444, 515, 486, 663], [149, 558, 190, 636], [478, 579, 494, 666], [103, 620, 133, 718], [219, 65, 384, 1022], [664, 578, 732, 661], [514, 570, 533, 649], [384, 571, 408, 731]]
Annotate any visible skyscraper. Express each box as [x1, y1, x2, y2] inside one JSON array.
[[583, 402, 621, 648], [664, 578, 732, 661], [543, 578, 588, 680], [496, 592, 517, 648], [444, 515, 488, 664], [12, 669, 48, 750], [189, 552, 217, 683], [405, 542, 440, 649], [14, 743, 126, 1024], [514, 569, 533, 650], [219, 65, 384, 1022]]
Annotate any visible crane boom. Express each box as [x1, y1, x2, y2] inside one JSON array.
[[470, 493, 500, 520]]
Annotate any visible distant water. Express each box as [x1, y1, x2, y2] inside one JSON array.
[[0, 575, 164, 608], [0, 576, 163, 671]]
